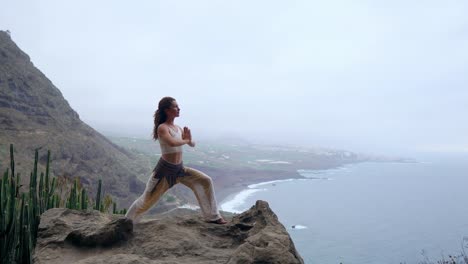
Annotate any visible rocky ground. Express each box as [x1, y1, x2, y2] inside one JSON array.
[[34, 200, 304, 264]]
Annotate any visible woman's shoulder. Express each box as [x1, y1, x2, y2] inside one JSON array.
[[157, 123, 169, 133]]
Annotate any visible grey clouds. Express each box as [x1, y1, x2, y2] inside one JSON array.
[[1, 0, 468, 155]]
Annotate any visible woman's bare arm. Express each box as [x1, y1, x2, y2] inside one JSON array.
[[157, 125, 190, 147]]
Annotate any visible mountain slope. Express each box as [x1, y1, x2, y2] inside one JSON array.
[[0, 30, 145, 207]]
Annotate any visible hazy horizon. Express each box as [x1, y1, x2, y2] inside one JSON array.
[[1, 1, 467, 156]]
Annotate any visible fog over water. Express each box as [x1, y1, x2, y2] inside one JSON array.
[[2, 0, 468, 156]]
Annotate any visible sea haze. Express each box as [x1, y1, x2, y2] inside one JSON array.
[[221, 153, 468, 264]]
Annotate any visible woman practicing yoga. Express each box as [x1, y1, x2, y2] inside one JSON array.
[[126, 97, 227, 224]]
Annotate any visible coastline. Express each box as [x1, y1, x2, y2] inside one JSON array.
[[170, 160, 407, 215], [215, 172, 305, 205], [211, 162, 360, 212]]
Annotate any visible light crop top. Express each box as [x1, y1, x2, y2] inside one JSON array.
[[159, 126, 183, 154]]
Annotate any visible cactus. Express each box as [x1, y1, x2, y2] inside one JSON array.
[[67, 178, 79, 209], [103, 194, 113, 213], [21, 203, 33, 264], [29, 149, 40, 247], [39, 172, 44, 212], [10, 144, 14, 181], [55, 194, 59, 209], [47, 178, 56, 209], [0, 145, 125, 263], [16, 193, 26, 262], [81, 188, 87, 210], [15, 171, 20, 198], [54, 194, 60, 208], [95, 179, 102, 211], [45, 150, 50, 194], [0, 146, 18, 263], [0, 178, 3, 228], [63, 177, 89, 210]]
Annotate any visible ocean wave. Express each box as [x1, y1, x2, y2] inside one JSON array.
[[178, 204, 200, 210], [297, 166, 351, 177], [290, 224, 308, 230], [247, 179, 298, 188], [255, 159, 292, 164], [221, 168, 343, 213], [220, 188, 266, 213], [269, 161, 291, 164]]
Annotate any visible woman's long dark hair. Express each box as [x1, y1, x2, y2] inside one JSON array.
[[153, 96, 175, 140]]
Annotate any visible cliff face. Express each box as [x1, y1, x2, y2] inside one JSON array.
[[0, 30, 146, 207], [34, 200, 304, 264], [0, 31, 79, 131]]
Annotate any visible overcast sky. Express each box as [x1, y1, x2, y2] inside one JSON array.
[[1, 0, 468, 155]]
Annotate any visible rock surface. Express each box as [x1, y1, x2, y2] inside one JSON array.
[[34, 200, 304, 264]]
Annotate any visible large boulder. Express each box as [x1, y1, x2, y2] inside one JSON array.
[[34, 200, 304, 264]]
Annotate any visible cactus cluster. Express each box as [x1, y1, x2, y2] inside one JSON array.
[[0, 144, 35, 264], [0, 144, 127, 264], [65, 176, 92, 210]]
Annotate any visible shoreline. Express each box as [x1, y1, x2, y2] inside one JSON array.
[[212, 162, 360, 212], [218, 178, 310, 213], [214, 170, 306, 206], [213, 160, 402, 212], [216, 176, 307, 206], [171, 160, 412, 215]]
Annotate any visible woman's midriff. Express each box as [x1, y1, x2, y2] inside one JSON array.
[[161, 152, 183, 165]]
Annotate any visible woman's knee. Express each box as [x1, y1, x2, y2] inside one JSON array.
[[184, 168, 213, 186], [196, 172, 213, 184], [198, 175, 214, 189]]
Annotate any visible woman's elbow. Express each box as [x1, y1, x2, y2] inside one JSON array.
[[168, 142, 178, 147], [168, 141, 182, 147]]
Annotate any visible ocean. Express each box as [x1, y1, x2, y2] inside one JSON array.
[[220, 153, 468, 264]]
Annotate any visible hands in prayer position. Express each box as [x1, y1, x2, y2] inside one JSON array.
[[183, 126, 196, 147]]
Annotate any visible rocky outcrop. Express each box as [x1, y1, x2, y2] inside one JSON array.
[[34, 200, 304, 264], [0, 30, 147, 208]]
